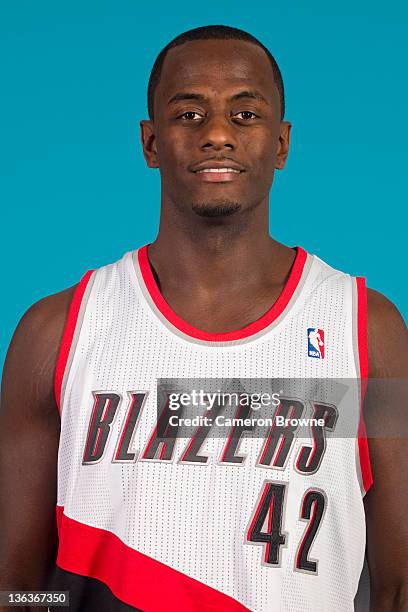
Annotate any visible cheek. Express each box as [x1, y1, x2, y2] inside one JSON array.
[[157, 136, 189, 173], [242, 128, 277, 158]]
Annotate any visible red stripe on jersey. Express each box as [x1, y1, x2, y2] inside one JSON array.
[[356, 276, 373, 495], [55, 506, 251, 611], [54, 270, 94, 413], [137, 244, 308, 342]]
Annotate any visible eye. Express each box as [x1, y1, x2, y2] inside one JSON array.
[[179, 111, 203, 121], [234, 111, 258, 120]]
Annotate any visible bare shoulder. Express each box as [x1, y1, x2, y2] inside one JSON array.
[[1, 284, 79, 419], [366, 287, 408, 378], [14, 283, 78, 346]]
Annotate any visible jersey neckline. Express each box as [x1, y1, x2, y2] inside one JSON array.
[[131, 244, 309, 344]]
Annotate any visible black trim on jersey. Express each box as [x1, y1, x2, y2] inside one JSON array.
[[47, 566, 142, 611]]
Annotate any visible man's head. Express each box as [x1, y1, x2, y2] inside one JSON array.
[[140, 25, 291, 220]]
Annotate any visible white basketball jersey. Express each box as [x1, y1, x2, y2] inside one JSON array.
[[52, 244, 372, 612]]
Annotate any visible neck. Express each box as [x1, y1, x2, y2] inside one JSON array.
[[147, 195, 294, 294]]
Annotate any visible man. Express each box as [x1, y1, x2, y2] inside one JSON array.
[[0, 24, 407, 612]]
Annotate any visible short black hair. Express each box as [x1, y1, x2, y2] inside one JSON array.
[[147, 25, 285, 121]]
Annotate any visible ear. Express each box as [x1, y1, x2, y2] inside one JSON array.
[[275, 121, 292, 170], [140, 120, 159, 168]]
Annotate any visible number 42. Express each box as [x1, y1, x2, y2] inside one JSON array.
[[246, 481, 327, 574]]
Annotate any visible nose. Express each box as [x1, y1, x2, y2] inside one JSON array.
[[198, 114, 238, 152]]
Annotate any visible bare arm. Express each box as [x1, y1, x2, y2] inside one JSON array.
[[364, 288, 408, 611], [0, 285, 76, 611]]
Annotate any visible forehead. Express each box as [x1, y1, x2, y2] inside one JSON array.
[[155, 38, 279, 109]]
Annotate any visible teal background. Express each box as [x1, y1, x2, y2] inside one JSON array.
[[1, 1, 407, 371]]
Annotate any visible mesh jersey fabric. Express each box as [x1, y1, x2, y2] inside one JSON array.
[[52, 245, 371, 612]]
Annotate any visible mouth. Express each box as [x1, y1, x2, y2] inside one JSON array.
[[194, 167, 242, 182]]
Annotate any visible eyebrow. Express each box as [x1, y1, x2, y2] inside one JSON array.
[[230, 90, 269, 105], [167, 90, 269, 106]]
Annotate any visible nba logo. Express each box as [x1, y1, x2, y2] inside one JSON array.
[[307, 328, 325, 359]]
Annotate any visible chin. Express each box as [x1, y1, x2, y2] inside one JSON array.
[[191, 201, 241, 218]]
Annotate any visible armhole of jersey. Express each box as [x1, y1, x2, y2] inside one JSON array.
[[355, 276, 373, 497], [54, 269, 95, 414]]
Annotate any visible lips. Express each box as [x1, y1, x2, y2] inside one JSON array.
[[190, 159, 246, 173], [196, 167, 240, 174], [194, 171, 241, 182], [190, 159, 246, 182]]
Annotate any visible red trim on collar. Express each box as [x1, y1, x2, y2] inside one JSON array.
[[137, 245, 307, 342]]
